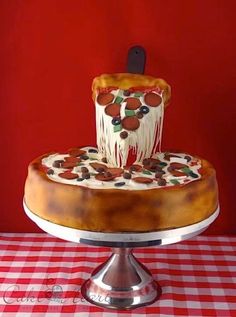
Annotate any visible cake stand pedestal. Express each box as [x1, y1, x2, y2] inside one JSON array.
[[23, 201, 219, 310]]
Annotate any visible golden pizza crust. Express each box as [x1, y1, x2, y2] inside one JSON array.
[[92, 73, 171, 106], [24, 154, 218, 233]]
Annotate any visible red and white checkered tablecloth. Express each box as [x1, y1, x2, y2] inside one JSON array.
[[0, 234, 235, 317]]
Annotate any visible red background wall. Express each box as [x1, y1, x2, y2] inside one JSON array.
[[0, 0, 235, 234]]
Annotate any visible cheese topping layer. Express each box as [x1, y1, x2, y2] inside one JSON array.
[[95, 88, 164, 167], [42, 147, 202, 191]]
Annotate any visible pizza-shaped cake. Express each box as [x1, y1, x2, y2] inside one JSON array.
[[24, 73, 218, 232], [93, 73, 170, 167]]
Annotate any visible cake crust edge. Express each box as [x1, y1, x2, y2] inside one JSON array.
[[92, 73, 171, 106], [24, 154, 218, 233]]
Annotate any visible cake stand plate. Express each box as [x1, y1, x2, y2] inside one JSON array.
[[23, 200, 219, 310]]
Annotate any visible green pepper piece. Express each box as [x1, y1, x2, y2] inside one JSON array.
[[113, 124, 122, 132], [114, 96, 124, 104], [189, 171, 199, 178], [170, 179, 180, 185], [181, 167, 192, 175], [158, 162, 168, 167], [134, 92, 143, 97], [125, 110, 136, 117], [142, 170, 152, 175]]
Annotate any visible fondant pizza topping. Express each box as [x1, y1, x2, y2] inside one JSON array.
[[144, 161, 163, 173], [95, 172, 116, 182], [136, 112, 144, 119], [58, 171, 78, 179], [123, 90, 131, 96], [114, 182, 126, 187], [133, 177, 153, 184], [80, 154, 89, 160], [164, 153, 181, 161], [105, 103, 121, 117], [120, 131, 128, 139], [47, 169, 54, 175], [61, 161, 78, 169], [97, 92, 114, 105], [96, 167, 106, 173], [68, 148, 86, 157], [88, 148, 98, 153], [123, 172, 132, 179], [42, 147, 202, 191], [95, 87, 164, 167], [125, 97, 141, 110], [64, 157, 81, 163], [82, 172, 90, 179], [52, 160, 64, 168], [189, 171, 199, 178], [114, 96, 123, 104], [169, 162, 188, 169], [168, 169, 187, 177], [124, 109, 136, 117], [101, 157, 108, 163], [139, 105, 150, 114], [156, 178, 167, 186], [129, 164, 142, 172], [113, 124, 122, 133], [142, 169, 152, 175], [81, 167, 89, 173], [89, 162, 107, 171], [184, 155, 191, 162], [106, 167, 124, 176], [143, 157, 161, 165], [170, 179, 180, 185], [144, 92, 162, 107], [111, 117, 121, 126], [122, 116, 140, 131]]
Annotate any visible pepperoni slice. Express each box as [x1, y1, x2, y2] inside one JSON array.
[[58, 171, 78, 179], [95, 174, 116, 181], [105, 103, 121, 117], [97, 93, 114, 106], [125, 97, 141, 110], [89, 162, 107, 171], [164, 153, 181, 161], [106, 167, 124, 176], [143, 158, 162, 172], [144, 93, 162, 107], [64, 157, 81, 163], [122, 116, 140, 131], [170, 162, 188, 169], [61, 161, 78, 169], [68, 148, 86, 157], [143, 158, 161, 166], [168, 169, 187, 177], [132, 177, 153, 184], [128, 164, 142, 172]]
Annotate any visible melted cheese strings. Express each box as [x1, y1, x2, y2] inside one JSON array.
[[95, 89, 165, 167]]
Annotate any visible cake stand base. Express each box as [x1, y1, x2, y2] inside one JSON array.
[[81, 248, 161, 310], [23, 200, 219, 310]]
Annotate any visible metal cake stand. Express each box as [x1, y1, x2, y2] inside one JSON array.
[[23, 200, 219, 310]]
